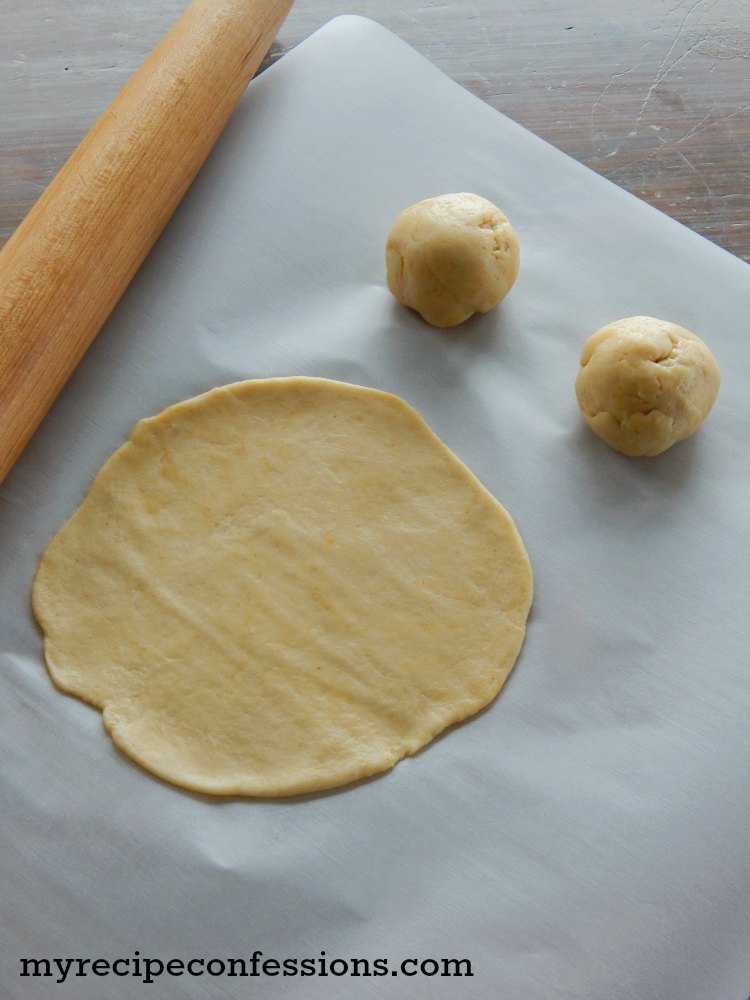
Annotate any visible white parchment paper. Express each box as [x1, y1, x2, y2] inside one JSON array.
[[2, 17, 749, 999]]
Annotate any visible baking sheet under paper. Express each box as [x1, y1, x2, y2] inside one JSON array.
[[2, 16, 749, 999]]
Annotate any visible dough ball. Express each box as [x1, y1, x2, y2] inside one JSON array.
[[385, 192, 520, 328], [575, 316, 720, 457]]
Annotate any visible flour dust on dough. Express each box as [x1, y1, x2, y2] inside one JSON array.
[[33, 378, 532, 797]]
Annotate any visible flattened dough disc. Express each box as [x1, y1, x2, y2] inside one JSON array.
[[32, 378, 533, 796]]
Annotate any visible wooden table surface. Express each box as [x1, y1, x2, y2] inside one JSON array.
[[1, 0, 749, 261]]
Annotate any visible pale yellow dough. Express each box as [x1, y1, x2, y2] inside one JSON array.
[[575, 316, 720, 457], [33, 378, 532, 797], [385, 193, 520, 328]]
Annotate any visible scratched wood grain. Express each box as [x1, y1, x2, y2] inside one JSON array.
[[1, 0, 748, 261]]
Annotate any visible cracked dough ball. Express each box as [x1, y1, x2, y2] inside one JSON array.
[[575, 316, 720, 457], [385, 192, 519, 328]]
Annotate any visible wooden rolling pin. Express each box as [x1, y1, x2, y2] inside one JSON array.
[[0, 0, 292, 485]]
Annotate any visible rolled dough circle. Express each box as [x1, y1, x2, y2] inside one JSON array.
[[575, 316, 720, 457], [385, 192, 520, 328], [33, 378, 532, 797]]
